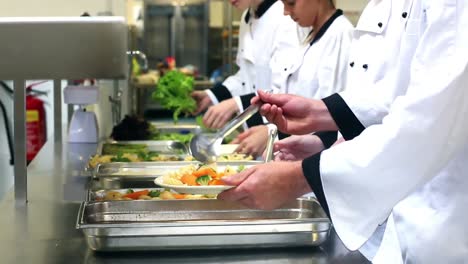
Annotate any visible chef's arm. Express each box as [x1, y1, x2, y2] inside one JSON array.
[[206, 83, 232, 105], [303, 5, 468, 251], [206, 69, 247, 105]]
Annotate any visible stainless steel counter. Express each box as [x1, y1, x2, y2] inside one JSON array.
[[0, 139, 370, 264]]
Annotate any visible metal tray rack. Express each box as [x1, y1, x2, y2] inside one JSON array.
[[77, 198, 331, 251]]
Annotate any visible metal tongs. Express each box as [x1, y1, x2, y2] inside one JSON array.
[[190, 93, 277, 163]]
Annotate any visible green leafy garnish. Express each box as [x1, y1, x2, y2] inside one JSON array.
[[237, 165, 246, 173], [151, 70, 196, 122], [110, 153, 131, 162], [196, 175, 212, 186], [126, 189, 134, 194], [148, 190, 161, 197]]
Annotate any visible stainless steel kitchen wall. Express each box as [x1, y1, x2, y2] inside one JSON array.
[[143, 0, 209, 76]]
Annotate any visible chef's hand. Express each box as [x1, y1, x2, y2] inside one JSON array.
[[191, 90, 213, 115], [218, 161, 312, 210], [251, 90, 338, 134], [231, 125, 268, 158], [273, 134, 325, 161], [203, 98, 238, 129]]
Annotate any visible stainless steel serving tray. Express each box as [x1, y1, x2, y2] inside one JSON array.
[[100, 140, 189, 155], [90, 161, 263, 190], [87, 188, 214, 202], [150, 122, 201, 134], [84, 141, 190, 172], [87, 188, 165, 202], [76, 198, 331, 251]]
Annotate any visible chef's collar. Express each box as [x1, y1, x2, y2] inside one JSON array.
[[244, 0, 277, 23], [310, 9, 343, 45]]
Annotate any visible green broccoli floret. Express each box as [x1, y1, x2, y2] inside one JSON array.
[[196, 175, 212, 186], [148, 190, 161, 197]]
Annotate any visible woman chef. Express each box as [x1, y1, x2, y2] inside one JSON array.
[[218, 1, 468, 263], [231, 0, 353, 157], [191, 0, 302, 129]]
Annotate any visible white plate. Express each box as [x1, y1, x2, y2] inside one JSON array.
[[218, 144, 238, 154], [154, 177, 234, 195]]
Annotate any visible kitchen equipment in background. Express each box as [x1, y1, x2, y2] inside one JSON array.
[[25, 81, 48, 162], [0, 81, 14, 165], [64, 85, 99, 143]]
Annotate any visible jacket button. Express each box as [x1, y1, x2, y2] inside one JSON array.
[[253, 85, 256, 89], [242, 82, 245, 86], [363, 64, 369, 70], [350, 62, 355, 67], [284, 68, 287, 71], [378, 22, 383, 28], [402, 12, 408, 18]]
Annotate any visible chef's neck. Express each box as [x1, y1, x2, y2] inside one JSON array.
[[310, 5, 337, 40], [250, 0, 263, 15]]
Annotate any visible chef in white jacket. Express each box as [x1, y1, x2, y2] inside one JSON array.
[[231, 0, 353, 157], [191, 0, 302, 129], [218, 1, 468, 263]]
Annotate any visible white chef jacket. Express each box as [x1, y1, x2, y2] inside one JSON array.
[[206, 0, 301, 105], [308, 0, 468, 263], [282, 12, 352, 100]]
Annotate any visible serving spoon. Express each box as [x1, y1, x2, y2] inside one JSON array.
[[190, 98, 277, 163]]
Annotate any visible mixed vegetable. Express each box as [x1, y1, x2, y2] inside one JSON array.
[[161, 164, 247, 187], [97, 188, 212, 201]]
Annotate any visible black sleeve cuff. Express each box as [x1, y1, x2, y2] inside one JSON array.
[[210, 83, 233, 102], [322, 93, 365, 140], [315, 131, 338, 149], [278, 132, 290, 140], [241, 93, 264, 127], [302, 153, 330, 218]]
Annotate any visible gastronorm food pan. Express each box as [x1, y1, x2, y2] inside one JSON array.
[[87, 188, 214, 202], [76, 198, 331, 251], [100, 140, 189, 155], [150, 122, 201, 134]]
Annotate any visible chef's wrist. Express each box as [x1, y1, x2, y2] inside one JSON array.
[[313, 99, 339, 132], [205, 89, 219, 105], [291, 161, 313, 194]]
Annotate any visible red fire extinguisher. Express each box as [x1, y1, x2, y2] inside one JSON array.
[[26, 81, 48, 163]]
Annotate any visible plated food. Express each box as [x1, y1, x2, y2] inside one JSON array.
[[154, 164, 245, 195]]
